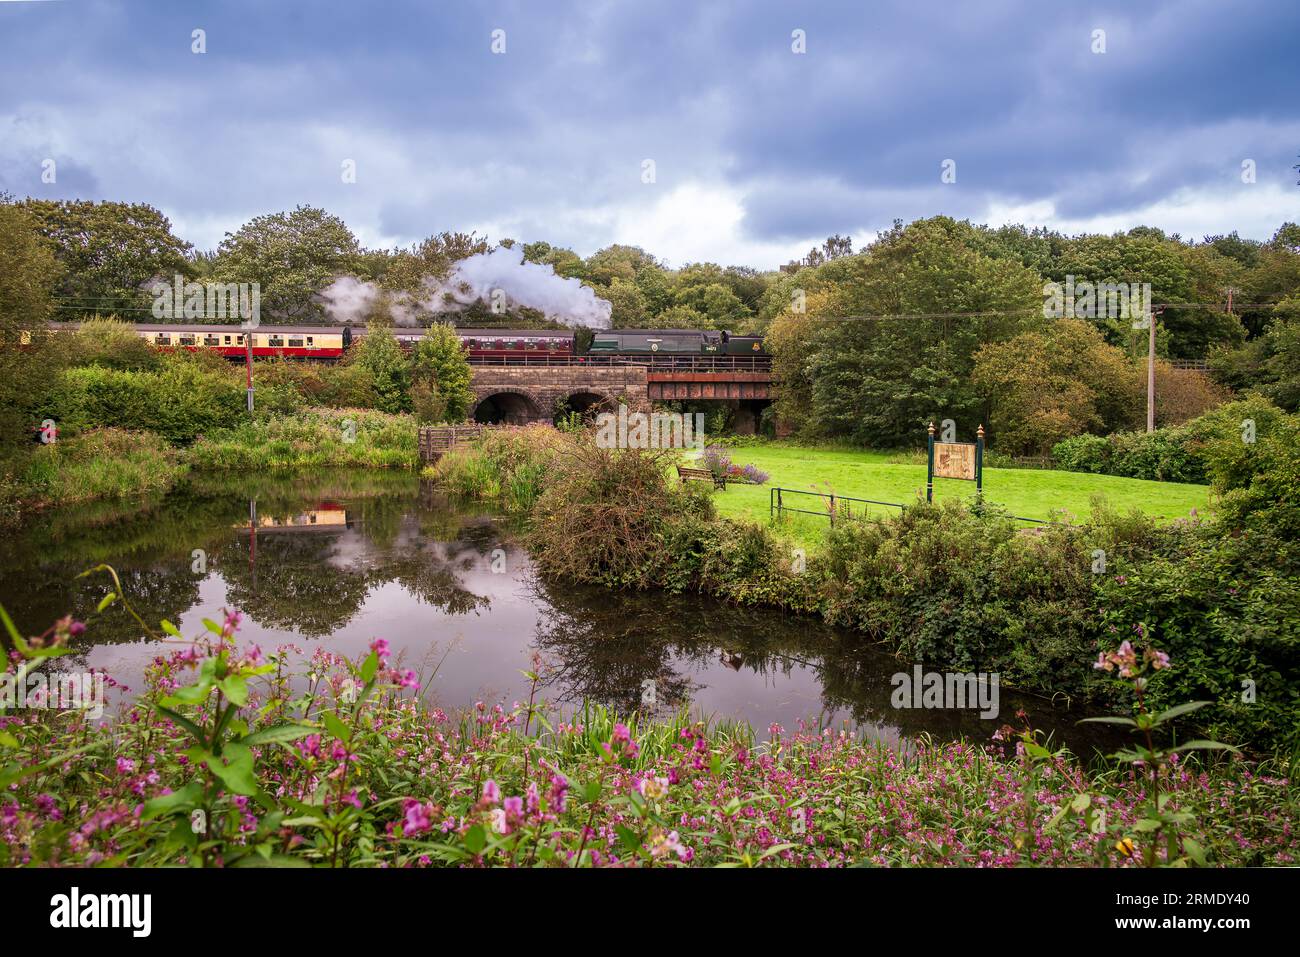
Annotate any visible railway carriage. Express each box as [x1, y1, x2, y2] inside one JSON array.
[[43, 322, 762, 365]]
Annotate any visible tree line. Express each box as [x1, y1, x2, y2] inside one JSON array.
[[3, 194, 1298, 453]]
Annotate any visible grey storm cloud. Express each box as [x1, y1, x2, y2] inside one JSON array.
[[1, 0, 1296, 262]]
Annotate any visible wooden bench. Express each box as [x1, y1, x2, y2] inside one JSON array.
[[677, 465, 726, 489]]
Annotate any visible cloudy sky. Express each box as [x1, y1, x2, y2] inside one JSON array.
[[1, 0, 1297, 268]]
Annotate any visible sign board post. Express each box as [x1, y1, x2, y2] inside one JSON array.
[[926, 423, 985, 503]]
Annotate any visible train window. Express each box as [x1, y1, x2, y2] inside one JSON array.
[[288, 338, 303, 347], [268, 336, 284, 347], [235, 335, 244, 345], [494, 340, 505, 350], [204, 335, 220, 346], [306, 337, 314, 346], [179, 335, 196, 346], [155, 334, 170, 345], [223, 336, 232, 345], [465, 338, 478, 348], [525, 340, 538, 350]]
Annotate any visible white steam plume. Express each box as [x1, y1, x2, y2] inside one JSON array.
[[318, 246, 612, 328]]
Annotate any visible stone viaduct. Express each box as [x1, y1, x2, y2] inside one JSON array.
[[470, 364, 773, 431]]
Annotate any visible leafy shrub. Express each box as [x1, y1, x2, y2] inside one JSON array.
[[428, 425, 567, 511], [819, 501, 1107, 700], [47, 363, 245, 444], [6, 428, 185, 512], [62, 316, 162, 371], [1051, 434, 1111, 474], [187, 408, 417, 469], [528, 444, 705, 588]]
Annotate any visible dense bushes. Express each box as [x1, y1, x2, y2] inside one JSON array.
[[428, 425, 567, 511], [0, 429, 186, 517], [1052, 427, 1206, 483], [1051, 394, 1297, 485], [48, 363, 245, 444], [187, 408, 418, 470], [819, 502, 1106, 699], [512, 426, 1300, 754], [5, 616, 1294, 867], [527, 444, 709, 589]]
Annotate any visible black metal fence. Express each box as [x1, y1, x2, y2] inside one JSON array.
[[466, 354, 772, 371], [769, 486, 1057, 526]]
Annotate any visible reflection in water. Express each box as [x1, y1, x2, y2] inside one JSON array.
[[0, 471, 1116, 755]]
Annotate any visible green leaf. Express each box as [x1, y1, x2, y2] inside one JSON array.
[[219, 674, 249, 706], [322, 710, 351, 744], [150, 703, 208, 746], [1170, 740, 1240, 753], [0, 604, 24, 649], [96, 592, 117, 613], [0, 731, 18, 749], [360, 651, 379, 684], [164, 679, 213, 706], [231, 853, 312, 868], [200, 741, 259, 796], [240, 723, 316, 747], [1182, 837, 1207, 866], [141, 781, 205, 819], [161, 619, 182, 638], [615, 824, 641, 854], [1078, 716, 1138, 727], [1071, 793, 1092, 813], [1153, 701, 1212, 724], [464, 823, 487, 854]]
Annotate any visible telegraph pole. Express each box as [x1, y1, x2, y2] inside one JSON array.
[[1145, 306, 1163, 433], [244, 324, 255, 412]]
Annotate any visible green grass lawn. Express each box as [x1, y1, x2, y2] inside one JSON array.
[[685, 443, 1212, 545]]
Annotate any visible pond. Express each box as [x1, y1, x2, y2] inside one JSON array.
[[0, 471, 1117, 754]]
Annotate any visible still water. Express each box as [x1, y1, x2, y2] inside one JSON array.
[[0, 471, 1113, 752]]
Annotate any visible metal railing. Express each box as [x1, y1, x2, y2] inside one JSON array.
[[466, 353, 772, 372], [769, 486, 1058, 526], [770, 487, 905, 526]]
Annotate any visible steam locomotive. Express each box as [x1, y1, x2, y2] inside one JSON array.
[[44, 322, 767, 363]]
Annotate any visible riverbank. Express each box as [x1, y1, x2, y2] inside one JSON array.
[[433, 425, 1300, 756], [1, 618, 1294, 868], [0, 409, 418, 522]]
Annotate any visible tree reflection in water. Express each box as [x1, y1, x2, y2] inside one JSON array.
[[0, 471, 1119, 757]]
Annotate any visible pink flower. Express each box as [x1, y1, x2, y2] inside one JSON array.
[[299, 734, 322, 759], [482, 779, 501, 804], [116, 757, 135, 775], [369, 638, 391, 661], [402, 798, 432, 835]]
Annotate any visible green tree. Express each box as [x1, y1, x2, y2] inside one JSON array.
[[213, 206, 361, 321], [411, 322, 474, 423], [973, 319, 1143, 455], [22, 199, 192, 320], [349, 321, 411, 413], [805, 217, 1044, 446], [604, 277, 649, 327], [0, 199, 63, 450], [383, 231, 492, 298], [673, 282, 752, 330], [583, 245, 658, 286]]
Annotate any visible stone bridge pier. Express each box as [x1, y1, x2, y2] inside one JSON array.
[[470, 365, 649, 425]]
